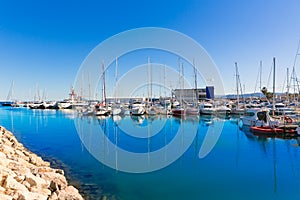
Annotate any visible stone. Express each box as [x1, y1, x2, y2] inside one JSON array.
[[15, 149, 26, 159], [0, 166, 17, 180], [49, 192, 58, 200], [25, 172, 49, 189], [0, 151, 6, 159], [49, 180, 59, 192], [57, 186, 84, 200], [28, 154, 49, 167], [55, 169, 64, 175], [37, 167, 55, 173], [15, 175, 25, 183], [7, 161, 30, 174], [0, 145, 14, 155], [40, 172, 68, 190], [0, 193, 13, 200], [17, 190, 48, 200], [0, 156, 9, 168], [0, 186, 5, 193], [30, 187, 51, 196], [3, 175, 28, 192], [22, 181, 31, 189]]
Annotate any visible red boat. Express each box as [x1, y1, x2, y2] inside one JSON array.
[[172, 108, 186, 117], [250, 125, 298, 136]]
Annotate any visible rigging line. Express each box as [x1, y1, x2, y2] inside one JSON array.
[[292, 40, 300, 69], [289, 40, 300, 96]]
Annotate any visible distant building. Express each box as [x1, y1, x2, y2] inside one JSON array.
[[206, 86, 214, 99], [172, 86, 214, 103]]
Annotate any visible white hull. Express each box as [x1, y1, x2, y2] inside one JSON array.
[[131, 107, 145, 115], [186, 107, 199, 115], [240, 108, 279, 127], [200, 109, 215, 115], [199, 103, 215, 115], [94, 107, 109, 116], [57, 102, 72, 109], [112, 108, 122, 115]]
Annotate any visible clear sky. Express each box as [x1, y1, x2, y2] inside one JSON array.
[[1, 0, 300, 100]]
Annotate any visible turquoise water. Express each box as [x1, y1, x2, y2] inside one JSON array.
[[1, 107, 300, 200]]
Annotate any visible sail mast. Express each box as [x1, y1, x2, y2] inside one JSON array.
[[115, 57, 118, 102], [260, 61, 262, 98], [235, 62, 239, 108], [272, 57, 276, 116], [6, 80, 14, 101], [286, 68, 289, 104], [193, 59, 198, 106], [102, 59, 107, 107]]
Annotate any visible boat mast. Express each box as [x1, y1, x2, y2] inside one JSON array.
[[193, 59, 198, 107], [286, 68, 289, 105], [147, 57, 151, 106], [272, 57, 276, 116], [177, 57, 182, 106], [289, 40, 300, 104], [260, 61, 262, 98], [6, 80, 14, 101], [164, 64, 166, 100], [115, 57, 118, 103], [235, 62, 239, 108], [182, 62, 184, 107], [102, 59, 107, 107]]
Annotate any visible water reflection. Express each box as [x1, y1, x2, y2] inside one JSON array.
[[2, 107, 300, 200], [75, 114, 200, 173]]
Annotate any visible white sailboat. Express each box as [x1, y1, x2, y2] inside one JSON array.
[[95, 60, 110, 116], [2, 81, 15, 106], [231, 62, 245, 115], [111, 57, 125, 116], [186, 59, 199, 115]]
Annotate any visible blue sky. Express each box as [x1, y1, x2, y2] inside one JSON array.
[[1, 0, 300, 100]]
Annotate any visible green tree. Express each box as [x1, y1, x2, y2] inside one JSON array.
[[261, 86, 273, 101]]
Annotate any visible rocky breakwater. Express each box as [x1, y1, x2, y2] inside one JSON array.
[[0, 126, 84, 200]]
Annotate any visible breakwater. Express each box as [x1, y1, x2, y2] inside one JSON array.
[[0, 126, 84, 200]]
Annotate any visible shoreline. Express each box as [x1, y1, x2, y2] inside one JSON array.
[[0, 126, 84, 200]]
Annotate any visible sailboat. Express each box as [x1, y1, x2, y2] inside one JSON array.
[[2, 81, 15, 106], [172, 59, 186, 117], [231, 62, 245, 115], [145, 57, 158, 116], [157, 65, 171, 115], [249, 58, 299, 136], [186, 59, 199, 116], [94, 60, 110, 116], [111, 57, 126, 116]]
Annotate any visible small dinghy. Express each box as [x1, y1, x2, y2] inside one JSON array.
[[250, 125, 299, 137]]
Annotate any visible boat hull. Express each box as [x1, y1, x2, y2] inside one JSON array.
[[250, 126, 298, 137]]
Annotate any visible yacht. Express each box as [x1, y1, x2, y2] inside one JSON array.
[[199, 102, 215, 115], [130, 101, 146, 115], [240, 108, 279, 127]]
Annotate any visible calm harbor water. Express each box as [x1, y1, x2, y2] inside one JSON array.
[[1, 107, 300, 200]]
